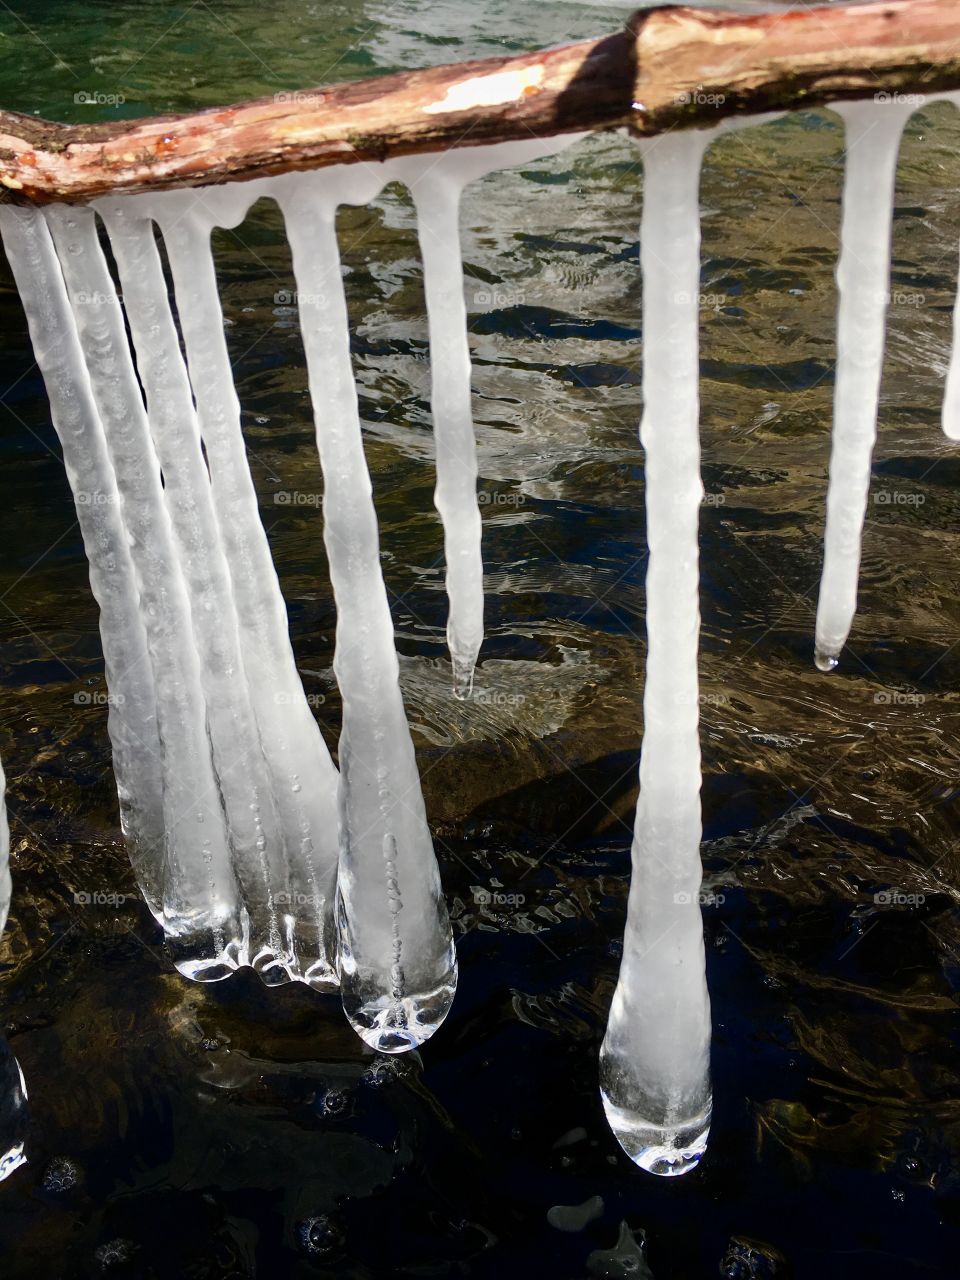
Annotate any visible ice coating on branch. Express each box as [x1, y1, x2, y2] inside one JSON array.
[[814, 101, 913, 673], [598, 130, 713, 1177], [278, 166, 458, 1051], [0, 205, 168, 895]]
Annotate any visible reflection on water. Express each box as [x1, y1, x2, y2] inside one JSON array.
[[1, 0, 960, 1274], [0, 1036, 26, 1185]]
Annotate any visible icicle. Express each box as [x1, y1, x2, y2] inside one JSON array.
[[0, 205, 167, 893], [410, 172, 483, 699], [278, 168, 457, 1052], [599, 130, 714, 1177], [149, 197, 343, 989], [929, 91, 960, 440], [95, 203, 295, 983], [393, 138, 583, 699], [0, 755, 8, 941], [0, 746, 21, 1185], [43, 203, 241, 968], [945, 247, 960, 439], [814, 101, 914, 672], [0, 1032, 27, 1184]]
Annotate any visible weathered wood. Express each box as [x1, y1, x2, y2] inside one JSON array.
[[1, 0, 959, 204]]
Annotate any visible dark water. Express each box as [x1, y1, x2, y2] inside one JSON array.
[[1, 1, 960, 1275]]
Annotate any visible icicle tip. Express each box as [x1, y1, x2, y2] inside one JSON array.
[[814, 646, 840, 673]]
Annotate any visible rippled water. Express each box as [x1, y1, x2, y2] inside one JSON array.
[[1, 0, 959, 1275]]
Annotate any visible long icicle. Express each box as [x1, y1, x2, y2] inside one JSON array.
[[0, 205, 168, 901], [599, 129, 714, 1177], [945, 239, 960, 437], [151, 197, 342, 989], [814, 100, 914, 672], [0, 723, 19, 1187], [929, 91, 960, 439], [394, 138, 584, 699], [0, 754, 8, 940], [279, 169, 457, 1052], [410, 171, 484, 699], [42, 204, 241, 960], [97, 203, 284, 982]]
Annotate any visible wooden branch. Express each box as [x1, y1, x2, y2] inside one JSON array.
[[1, 0, 959, 204]]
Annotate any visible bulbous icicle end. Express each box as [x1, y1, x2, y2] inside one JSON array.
[[342, 971, 458, 1054], [600, 1089, 711, 1177], [450, 652, 477, 701], [814, 645, 840, 673]]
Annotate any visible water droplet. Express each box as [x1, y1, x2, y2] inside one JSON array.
[[814, 647, 838, 673], [362, 1057, 400, 1086], [41, 1156, 81, 1193], [296, 1214, 344, 1258], [94, 1238, 135, 1272], [319, 1089, 348, 1116]]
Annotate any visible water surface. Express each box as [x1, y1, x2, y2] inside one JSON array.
[[0, 1, 958, 1275]]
